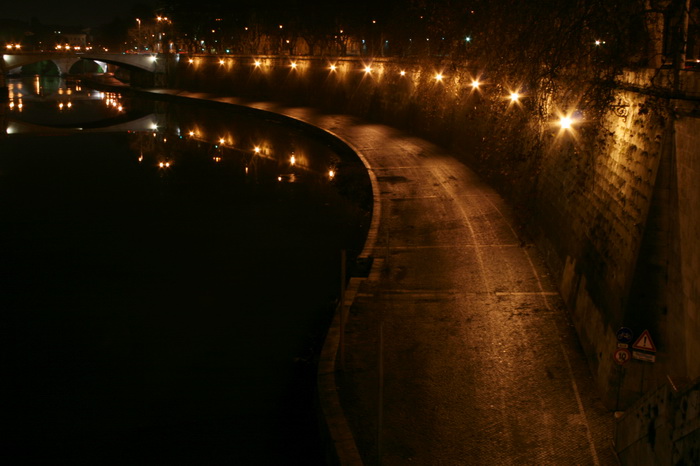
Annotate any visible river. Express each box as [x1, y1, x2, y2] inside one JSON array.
[[1, 76, 371, 464]]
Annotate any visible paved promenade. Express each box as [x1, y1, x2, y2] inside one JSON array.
[[150, 89, 618, 465]]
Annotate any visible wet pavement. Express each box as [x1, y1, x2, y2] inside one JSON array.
[[149, 89, 618, 465]]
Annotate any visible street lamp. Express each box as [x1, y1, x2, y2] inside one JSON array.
[[136, 18, 141, 52], [559, 116, 573, 129]]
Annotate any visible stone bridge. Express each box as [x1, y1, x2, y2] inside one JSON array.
[[2, 52, 162, 74]]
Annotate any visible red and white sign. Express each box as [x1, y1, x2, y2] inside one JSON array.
[[632, 330, 657, 352], [613, 348, 632, 365]]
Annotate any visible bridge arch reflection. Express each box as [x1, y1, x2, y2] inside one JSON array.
[[5, 114, 160, 135]]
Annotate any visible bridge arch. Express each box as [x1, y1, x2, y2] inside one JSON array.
[[79, 54, 160, 73], [68, 59, 106, 75], [52, 57, 82, 75]]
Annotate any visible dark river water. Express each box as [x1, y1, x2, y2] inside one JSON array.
[[1, 77, 371, 464]]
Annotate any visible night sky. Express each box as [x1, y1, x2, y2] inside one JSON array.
[[1, 0, 154, 27]]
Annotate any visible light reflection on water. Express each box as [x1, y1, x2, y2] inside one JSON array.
[[4, 76, 343, 183], [8, 75, 94, 100], [5, 77, 127, 128], [1, 78, 371, 464]]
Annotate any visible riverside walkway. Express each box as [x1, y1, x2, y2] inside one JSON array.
[[148, 89, 618, 465]]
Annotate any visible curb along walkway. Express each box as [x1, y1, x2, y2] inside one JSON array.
[[147, 89, 617, 465]]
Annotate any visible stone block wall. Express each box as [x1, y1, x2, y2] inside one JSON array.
[[615, 377, 700, 464], [543, 88, 669, 405], [671, 110, 700, 381]]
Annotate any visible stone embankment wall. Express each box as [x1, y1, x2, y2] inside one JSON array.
[[671, 112, 700, 381], [168, 55, 699, 407], [614, 376, 700, 464]]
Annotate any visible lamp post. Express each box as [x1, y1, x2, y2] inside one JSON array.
[[136, 18, 141, 52]]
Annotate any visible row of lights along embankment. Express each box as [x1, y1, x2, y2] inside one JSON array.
[[186, 57, 580, 130]]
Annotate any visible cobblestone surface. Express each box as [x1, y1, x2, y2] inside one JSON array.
[[152, 90, 618, 465], [324, 122, 618, 466]]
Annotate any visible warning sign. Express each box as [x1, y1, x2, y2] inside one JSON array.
[[632, 330, 657, 352]]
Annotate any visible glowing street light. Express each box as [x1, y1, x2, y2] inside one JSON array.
[[509, 91, 521, 102], [290, 154, 296, 166], [400, 70, 406, 76], [254, 146, 261, 154], [471, 79, 480, 89], [435, 73, 444, 81], [364, 65, 372, 74], [290, 62, 297, 69], [254, 60, 262, 67], [558, 112, 581, 131], [329, 64, 337, 71], [136, 19, 141, 47]]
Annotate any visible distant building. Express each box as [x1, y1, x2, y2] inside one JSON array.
[[54, 31, 88, 51]]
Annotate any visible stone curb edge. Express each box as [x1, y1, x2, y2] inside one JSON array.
[[313, 127, 380, 466]]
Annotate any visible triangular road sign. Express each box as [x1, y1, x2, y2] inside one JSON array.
[[632, 329, 657, 352]]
